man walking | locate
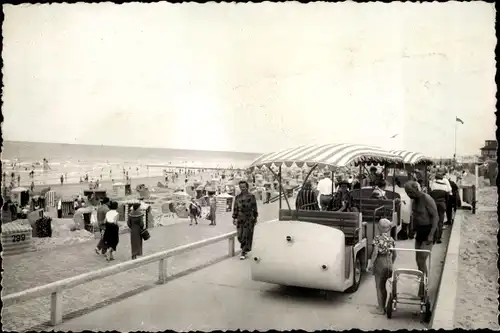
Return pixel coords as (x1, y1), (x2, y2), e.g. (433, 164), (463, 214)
(429, 173), (449, 244)
(446, 176), (460, 226)
(232, 180), (258, 260)
(404, 181), (438, 297)
(317, 171), (334, 211)
(95, 197), (110, 255)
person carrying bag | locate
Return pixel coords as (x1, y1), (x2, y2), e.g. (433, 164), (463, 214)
(127, 202), (149, 260)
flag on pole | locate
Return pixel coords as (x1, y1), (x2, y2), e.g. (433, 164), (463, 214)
(456, 117), (464, 124)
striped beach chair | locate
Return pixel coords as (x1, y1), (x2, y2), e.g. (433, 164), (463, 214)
(44, 190), (56, 208)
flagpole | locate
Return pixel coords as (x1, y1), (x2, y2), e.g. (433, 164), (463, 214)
(454, 117), (458, 165)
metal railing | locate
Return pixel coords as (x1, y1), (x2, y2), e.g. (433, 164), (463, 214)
(2, 231), (237, 326)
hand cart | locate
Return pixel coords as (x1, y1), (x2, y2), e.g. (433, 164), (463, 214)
(386, 248), (432, 323)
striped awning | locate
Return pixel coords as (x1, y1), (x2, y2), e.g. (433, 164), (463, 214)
(389, 150), (434, 165)
(249, 143), (404, 170)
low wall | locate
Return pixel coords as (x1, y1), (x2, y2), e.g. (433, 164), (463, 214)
(430, 209), (463, 329)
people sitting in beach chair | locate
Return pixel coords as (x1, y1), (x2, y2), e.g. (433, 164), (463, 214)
(295, 181), (320, 210)
(331, 180), (357, 212)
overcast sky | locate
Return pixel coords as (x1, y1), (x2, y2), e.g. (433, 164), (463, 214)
(2, 2), (496, 157)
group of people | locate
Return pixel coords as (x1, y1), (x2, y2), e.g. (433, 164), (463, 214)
(366, 174), (461, 316)
(94, 197), (147, 261)
(187, 193), (218, 226)
(290, 166), (462, 315)
(295, 168), (386, 212)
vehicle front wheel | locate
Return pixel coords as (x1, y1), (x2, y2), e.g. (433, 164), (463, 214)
(386, 293), (394, 318)
(346, 255), (362, 293)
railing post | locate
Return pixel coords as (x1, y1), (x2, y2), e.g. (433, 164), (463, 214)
(158, 258), (167, 284)
(50, 291), (63, 326)
(228, 236), (235, 257)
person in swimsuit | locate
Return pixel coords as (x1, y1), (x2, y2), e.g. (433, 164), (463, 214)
(367, 218), (397, 315)
(404, 181), (438, 296)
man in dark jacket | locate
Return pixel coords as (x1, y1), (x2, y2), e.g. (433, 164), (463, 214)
(95, 197), (110, 255)
(232, 181), (258, 260)
(445, 178), (460, 225)
(429, 174), (449, 244)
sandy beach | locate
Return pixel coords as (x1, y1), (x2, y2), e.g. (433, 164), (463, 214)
(454, 186), (498, 329)
(5, 169), (248, 252)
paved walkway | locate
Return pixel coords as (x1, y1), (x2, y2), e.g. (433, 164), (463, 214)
(54, 229), (450, 331)
(1, 202), (278, 331)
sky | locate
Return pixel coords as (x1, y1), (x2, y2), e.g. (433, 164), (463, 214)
(2, 2), (496, 157)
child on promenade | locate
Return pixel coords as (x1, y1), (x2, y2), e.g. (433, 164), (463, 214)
(367, 218), (397, 315)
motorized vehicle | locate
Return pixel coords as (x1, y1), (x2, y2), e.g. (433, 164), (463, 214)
(386, 247), (432, 322)
(248, 143), (404, 293)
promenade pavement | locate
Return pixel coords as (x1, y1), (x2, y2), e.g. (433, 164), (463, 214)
(55, 229), (450, 331)
(1, 202), (278, 331)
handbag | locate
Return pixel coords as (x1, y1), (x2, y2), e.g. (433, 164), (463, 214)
(140, 228), (151, 241)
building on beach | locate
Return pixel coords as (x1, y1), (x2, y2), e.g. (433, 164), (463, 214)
(479, 140), (497, 161)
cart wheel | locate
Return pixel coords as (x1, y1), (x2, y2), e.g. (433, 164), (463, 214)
(386, 293), (394, 318)
(346, 256), (362, 293)
(422, 299), (432, 323)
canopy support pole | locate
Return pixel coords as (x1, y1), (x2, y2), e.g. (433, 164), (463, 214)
(302, 164), (319, 185)
(392, 164), (396, 193)
(358, 164), (363, 211)
(424, 163), (429, 189)
(332, 171), (336, 195)
(277, 165), (291, 211)
(266, 167), (282, 211)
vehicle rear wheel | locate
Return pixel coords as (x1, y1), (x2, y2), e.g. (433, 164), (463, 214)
(346, 255), (362, 293)
(422, 299), (432, 323)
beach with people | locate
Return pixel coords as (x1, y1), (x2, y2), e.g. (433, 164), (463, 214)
(1, 141), (265, 252)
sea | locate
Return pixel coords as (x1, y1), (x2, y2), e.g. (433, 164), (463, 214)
(1, 141), (262, 186)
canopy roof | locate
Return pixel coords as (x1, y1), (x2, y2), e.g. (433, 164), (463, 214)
(249, 143), (403, 170)
(389, 150), (434, 165)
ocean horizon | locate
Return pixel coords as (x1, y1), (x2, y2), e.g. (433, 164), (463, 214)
(1, 141), (263, 186)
